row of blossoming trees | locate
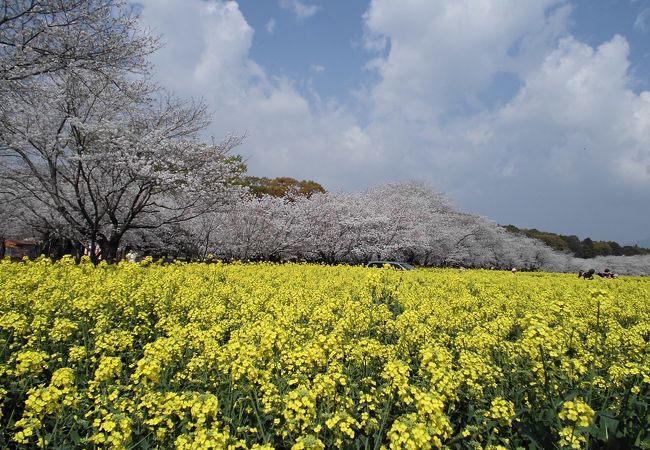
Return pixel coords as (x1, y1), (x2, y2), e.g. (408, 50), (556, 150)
(128, 181), (649, 274)
(168, 182), (557, 269)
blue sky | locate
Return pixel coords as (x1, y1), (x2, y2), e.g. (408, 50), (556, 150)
(137, 0), (650, 244)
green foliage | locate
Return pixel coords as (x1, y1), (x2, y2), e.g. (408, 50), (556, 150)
(505, 226), (650, 259)
(242, 176), (326, 199)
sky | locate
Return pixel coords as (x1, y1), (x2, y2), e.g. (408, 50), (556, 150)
(135, 0), (650, 244)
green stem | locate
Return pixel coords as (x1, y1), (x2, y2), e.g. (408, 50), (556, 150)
(373, 393), (393, 450)
(250, 388), (269, 443)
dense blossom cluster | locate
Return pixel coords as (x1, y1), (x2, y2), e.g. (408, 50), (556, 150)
(0, 257), (649, 449)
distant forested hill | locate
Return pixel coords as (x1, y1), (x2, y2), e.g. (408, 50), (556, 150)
(504, 225), (650, 258)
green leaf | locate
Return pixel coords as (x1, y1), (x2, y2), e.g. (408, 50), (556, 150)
(521, 433), (544, 449)
(70, 429), (81, 445)
(594, 414), (619, 441)
(635, 429), (650, 449)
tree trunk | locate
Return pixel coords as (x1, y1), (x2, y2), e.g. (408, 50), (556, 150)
(103, 239), (120, 263)
(99, 233), (123, 264)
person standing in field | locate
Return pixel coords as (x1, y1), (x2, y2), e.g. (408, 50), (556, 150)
(126, 248), (138, 263)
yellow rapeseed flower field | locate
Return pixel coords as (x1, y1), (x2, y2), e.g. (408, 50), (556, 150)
(1, 257), (649, 449)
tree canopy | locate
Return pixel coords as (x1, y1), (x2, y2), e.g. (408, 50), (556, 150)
(242, 176), (325, 199)
(0, 0), (156, 81)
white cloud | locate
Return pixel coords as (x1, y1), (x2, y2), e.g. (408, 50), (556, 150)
(489, 35), (650, 185)
(634, 8), (650, 32)
(266, 17), (276, 34)
(137, 0), (373, 188)
(341, 126), (378, 164)
(279, 0), (321, 21)
(362, 0), (571, 122)
(138, 0), (255, 96)
(309, 63), (325, 73)
(359, 0), (650, 238)
(136, 0), (650, 240)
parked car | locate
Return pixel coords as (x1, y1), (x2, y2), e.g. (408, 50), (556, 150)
(366, 260), (415, 270)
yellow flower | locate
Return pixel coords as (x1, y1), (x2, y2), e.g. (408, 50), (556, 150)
(486, 396), (516, 427)
(14, 350), (49, 377)
(292, 435), (325, 450)
(559, 399), (595, 428)
(94, 356), (123, 383)
(558, 426), (587, 449)
(51, 367), (75, 388)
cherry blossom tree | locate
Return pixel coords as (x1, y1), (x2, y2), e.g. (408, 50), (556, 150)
(1, 1), (245, 262)
(297, 191), (384, 264)
(1, 72), (244, 261)
(362, 182), (457, 264)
